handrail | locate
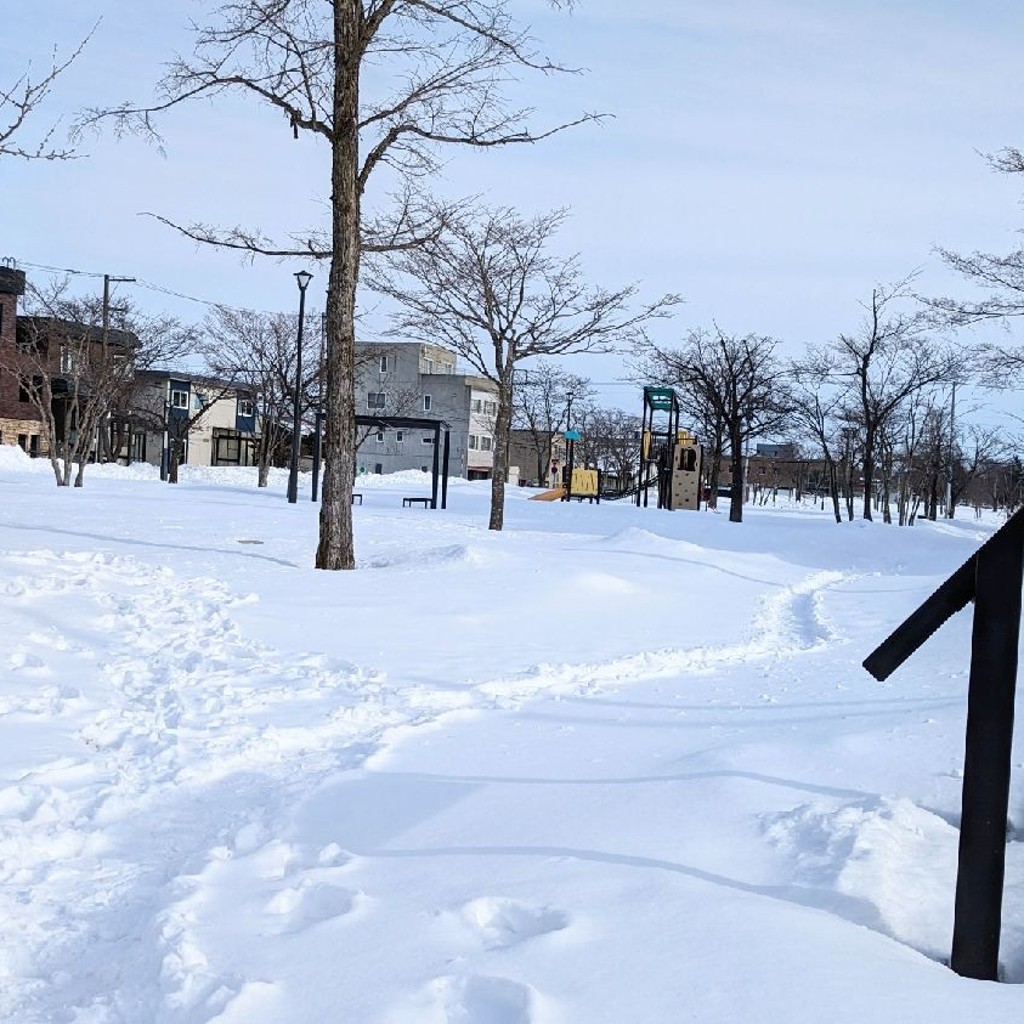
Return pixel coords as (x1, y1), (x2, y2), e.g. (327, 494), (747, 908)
(863, 507), (1024, 980)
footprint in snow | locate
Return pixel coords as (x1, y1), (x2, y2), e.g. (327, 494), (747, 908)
(457, 897), (569, 950)
(434, 974), (539, 1024)
(8, 649), (50, 675)
(264, 881), (361, 933)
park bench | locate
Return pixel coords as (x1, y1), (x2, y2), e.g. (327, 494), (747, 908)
(402, 496), (432, 508)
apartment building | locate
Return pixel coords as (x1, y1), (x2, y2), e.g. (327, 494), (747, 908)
(355, 341), (499, 479)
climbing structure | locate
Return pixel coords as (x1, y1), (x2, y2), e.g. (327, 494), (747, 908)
(637, 387), (680, 509)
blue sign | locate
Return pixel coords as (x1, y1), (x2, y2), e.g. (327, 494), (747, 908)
(564, 430), (581, 441)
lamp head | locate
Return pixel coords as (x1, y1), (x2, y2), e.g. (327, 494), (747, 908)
(294, 270), (313, 292)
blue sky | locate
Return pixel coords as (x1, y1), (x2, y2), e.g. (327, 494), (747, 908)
(4, 1), (1024, 420)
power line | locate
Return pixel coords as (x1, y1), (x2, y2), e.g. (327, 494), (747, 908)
(14, 259), (296, 317)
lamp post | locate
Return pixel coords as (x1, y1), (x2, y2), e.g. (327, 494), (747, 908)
(287, 270), (313, 504)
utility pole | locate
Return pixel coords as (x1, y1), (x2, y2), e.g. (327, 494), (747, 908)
(100, 273), (135, 462)
(102, 274), (136, 347)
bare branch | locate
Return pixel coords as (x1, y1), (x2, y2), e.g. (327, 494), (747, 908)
(2, 26), (96, 160)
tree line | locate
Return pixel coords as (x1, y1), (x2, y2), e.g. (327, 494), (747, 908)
(6, 5), (1024, 561)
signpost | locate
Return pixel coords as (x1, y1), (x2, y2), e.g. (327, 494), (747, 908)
(863, 507), (1024, 980)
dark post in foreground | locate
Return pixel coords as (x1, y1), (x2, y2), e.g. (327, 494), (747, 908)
(287, 270), (313, 504)
(863, 507), (1024, 981)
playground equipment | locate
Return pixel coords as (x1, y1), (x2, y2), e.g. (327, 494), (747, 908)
(636, 387), (703, 511)
(528, 430), (601, 503)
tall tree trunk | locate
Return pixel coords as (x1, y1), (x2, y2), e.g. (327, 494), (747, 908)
(728, 428), (744, 523)
(827, 458), (841, 523)
(316, 3), (360, 571)
(861, 431), (874, 521)
(488, 381), (511, 530)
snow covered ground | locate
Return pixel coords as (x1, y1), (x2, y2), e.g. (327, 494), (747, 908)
(2, 447), (1022, 1022)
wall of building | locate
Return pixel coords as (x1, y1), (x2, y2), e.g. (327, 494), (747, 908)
(0, 266), (40, 449)
(354, 341), (497, 480)
(133, 374), (256, 469)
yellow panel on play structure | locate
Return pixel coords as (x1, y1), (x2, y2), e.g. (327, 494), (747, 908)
(571, 468), (599, 497)
(677, 429), (695, 443)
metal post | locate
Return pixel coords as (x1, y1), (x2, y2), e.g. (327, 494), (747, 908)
(950, 514), (1024, 980)
(287, 271), (312, 504)
(430, 423), (440, 509)
(441, 429), (450, 509)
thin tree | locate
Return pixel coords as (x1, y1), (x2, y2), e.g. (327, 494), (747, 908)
(829, 279), (957, 521)
(514, 364), (593, 486)
(82, 0), (596, 568)
(579, 406), (642, 491)
(201, 306), (309, 486)
(368, 205), (680, 529)
(637, 329), (791, 523)
(789, 355), (846, 523)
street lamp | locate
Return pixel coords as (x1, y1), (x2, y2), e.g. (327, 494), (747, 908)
(287, 270), (313, 504)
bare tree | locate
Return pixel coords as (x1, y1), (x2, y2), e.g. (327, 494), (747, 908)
(82, 0), (596, 568)
(578, 406), (642, 491)
(789, 356), (847, 523)
(2, 30), (93, 161)
(514, 363), (593, 485)
(201, 307), (310, 486)
(932, 149), (1024, 329)
(368, 205), (680, 529)
(637, 329), (791, 523)
(828, 279), (957, 521)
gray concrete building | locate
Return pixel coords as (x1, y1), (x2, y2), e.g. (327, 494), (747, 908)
(354, 341), (499, 479)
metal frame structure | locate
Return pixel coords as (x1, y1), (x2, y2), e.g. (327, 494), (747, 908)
(637, 386), (680, 510)
(354, 415), (451, 509)
(863, 507), (1024, 980)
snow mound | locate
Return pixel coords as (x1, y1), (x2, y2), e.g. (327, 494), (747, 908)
(764, 796), (958, 961)
(365, 543), (492, 570)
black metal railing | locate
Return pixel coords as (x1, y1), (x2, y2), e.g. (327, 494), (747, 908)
(863, 506), (1024, 980)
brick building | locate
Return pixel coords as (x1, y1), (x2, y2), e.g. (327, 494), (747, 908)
(0, 263), (36, 450)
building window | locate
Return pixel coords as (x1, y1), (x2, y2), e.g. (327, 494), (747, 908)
(374, 463), (383, 474)
(444, 363), (454, 374)
(483, 400), (497, 415)
(18, 376), (42, 404)
(171, 389), (189, 409)
(379, 355), (390, 374)
(423, 395), (432, 412)
(468, 434), (479, 450)
(424, 358), (434, 373)
(367, 391), (386, 410)
(480, 436), (493, 451)
(471, 399), (482, 413)
(375, 431), (385, 444)
(422, 435), (434, 445)
(238, 397), (255, 418)
(396, 430), (404, 443)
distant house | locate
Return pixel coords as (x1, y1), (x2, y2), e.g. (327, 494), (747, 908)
(353, 340), (499, 479)
(508, 429), (567, 488)
(0, 263), (140, 459)
(132, 370), (259, 471)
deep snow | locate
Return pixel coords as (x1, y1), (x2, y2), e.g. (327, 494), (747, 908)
(1, 447), (1022, 1023)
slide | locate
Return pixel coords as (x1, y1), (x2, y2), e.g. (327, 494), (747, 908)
(528, 487), (566, 502)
